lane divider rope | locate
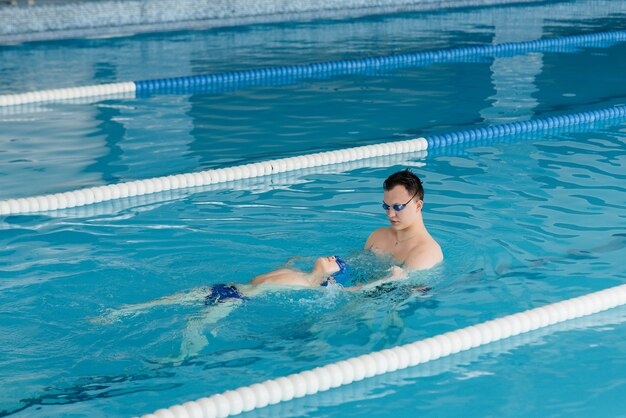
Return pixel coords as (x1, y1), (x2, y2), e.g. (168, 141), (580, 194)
(0, 81), (137, 107)
(1, 30), (625, 107)
(0, 138), (427, 215)
(139, 283), (626, 418)
(1, 104), (625, 216)
(23, 152), (428, 218)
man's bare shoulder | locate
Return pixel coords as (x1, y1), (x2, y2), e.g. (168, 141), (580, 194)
(365, 227), (393, 246)
(404, 239), (443, 270)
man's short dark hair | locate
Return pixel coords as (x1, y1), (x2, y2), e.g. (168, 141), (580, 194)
(383, 169), (424, 201)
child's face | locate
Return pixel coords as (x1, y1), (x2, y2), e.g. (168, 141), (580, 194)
(314, 256), (341, 275)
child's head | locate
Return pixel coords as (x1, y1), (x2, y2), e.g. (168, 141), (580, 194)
(313, 256), (341, 275)
(315, 256), (353, 286)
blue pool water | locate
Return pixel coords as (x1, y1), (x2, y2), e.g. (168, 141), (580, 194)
(1, 1), (626, 416)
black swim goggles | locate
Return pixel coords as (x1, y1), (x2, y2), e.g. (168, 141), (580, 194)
(382, 191), (418, 212)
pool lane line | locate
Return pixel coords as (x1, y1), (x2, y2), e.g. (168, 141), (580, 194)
(0, 138), (428, 215)
(1, 30), (625, 107)
(0, 81), (137, 108)
(139, 283), (626, 418)
(422, 105), (626, 148)
(0, 104), (625, 216)
(20, 151), (428, 219)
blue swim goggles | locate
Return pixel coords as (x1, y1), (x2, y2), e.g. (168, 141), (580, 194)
(382, 191), (418, 212)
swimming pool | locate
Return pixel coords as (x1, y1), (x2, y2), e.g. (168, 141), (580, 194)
(1, 0), (626, 416)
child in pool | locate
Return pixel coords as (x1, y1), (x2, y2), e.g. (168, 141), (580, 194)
(99, 255), (351, 322)
(97, 256), (352, 363)
(203, 255), (352, 304)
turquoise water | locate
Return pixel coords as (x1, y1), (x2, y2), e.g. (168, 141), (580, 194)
(1, 1), (626, 417)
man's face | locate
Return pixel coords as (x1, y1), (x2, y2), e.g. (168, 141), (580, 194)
(383, 185), (422, 229)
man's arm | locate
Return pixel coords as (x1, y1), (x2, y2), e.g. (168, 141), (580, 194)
(344, 265), (407, 292)
(403, 245), (443, 270)
(345, 249), (443, 292)
(364, 231), (375, 250)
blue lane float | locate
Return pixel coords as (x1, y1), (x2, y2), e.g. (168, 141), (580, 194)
(1, 30), (625, 107)
(423, 106), (626, 148)
(133, 30), (626, 95)
(1, 104), (625, 215)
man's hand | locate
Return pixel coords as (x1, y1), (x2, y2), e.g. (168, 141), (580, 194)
(389, 265), (406, 278)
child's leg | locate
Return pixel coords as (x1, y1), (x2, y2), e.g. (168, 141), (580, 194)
(93, 287), (210, 324)
(175, 299), (243, 363)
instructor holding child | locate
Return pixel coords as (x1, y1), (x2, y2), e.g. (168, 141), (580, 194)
(365, 169), (443, 273)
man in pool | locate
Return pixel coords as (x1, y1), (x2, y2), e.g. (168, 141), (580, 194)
(365, 169), (443, 273)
